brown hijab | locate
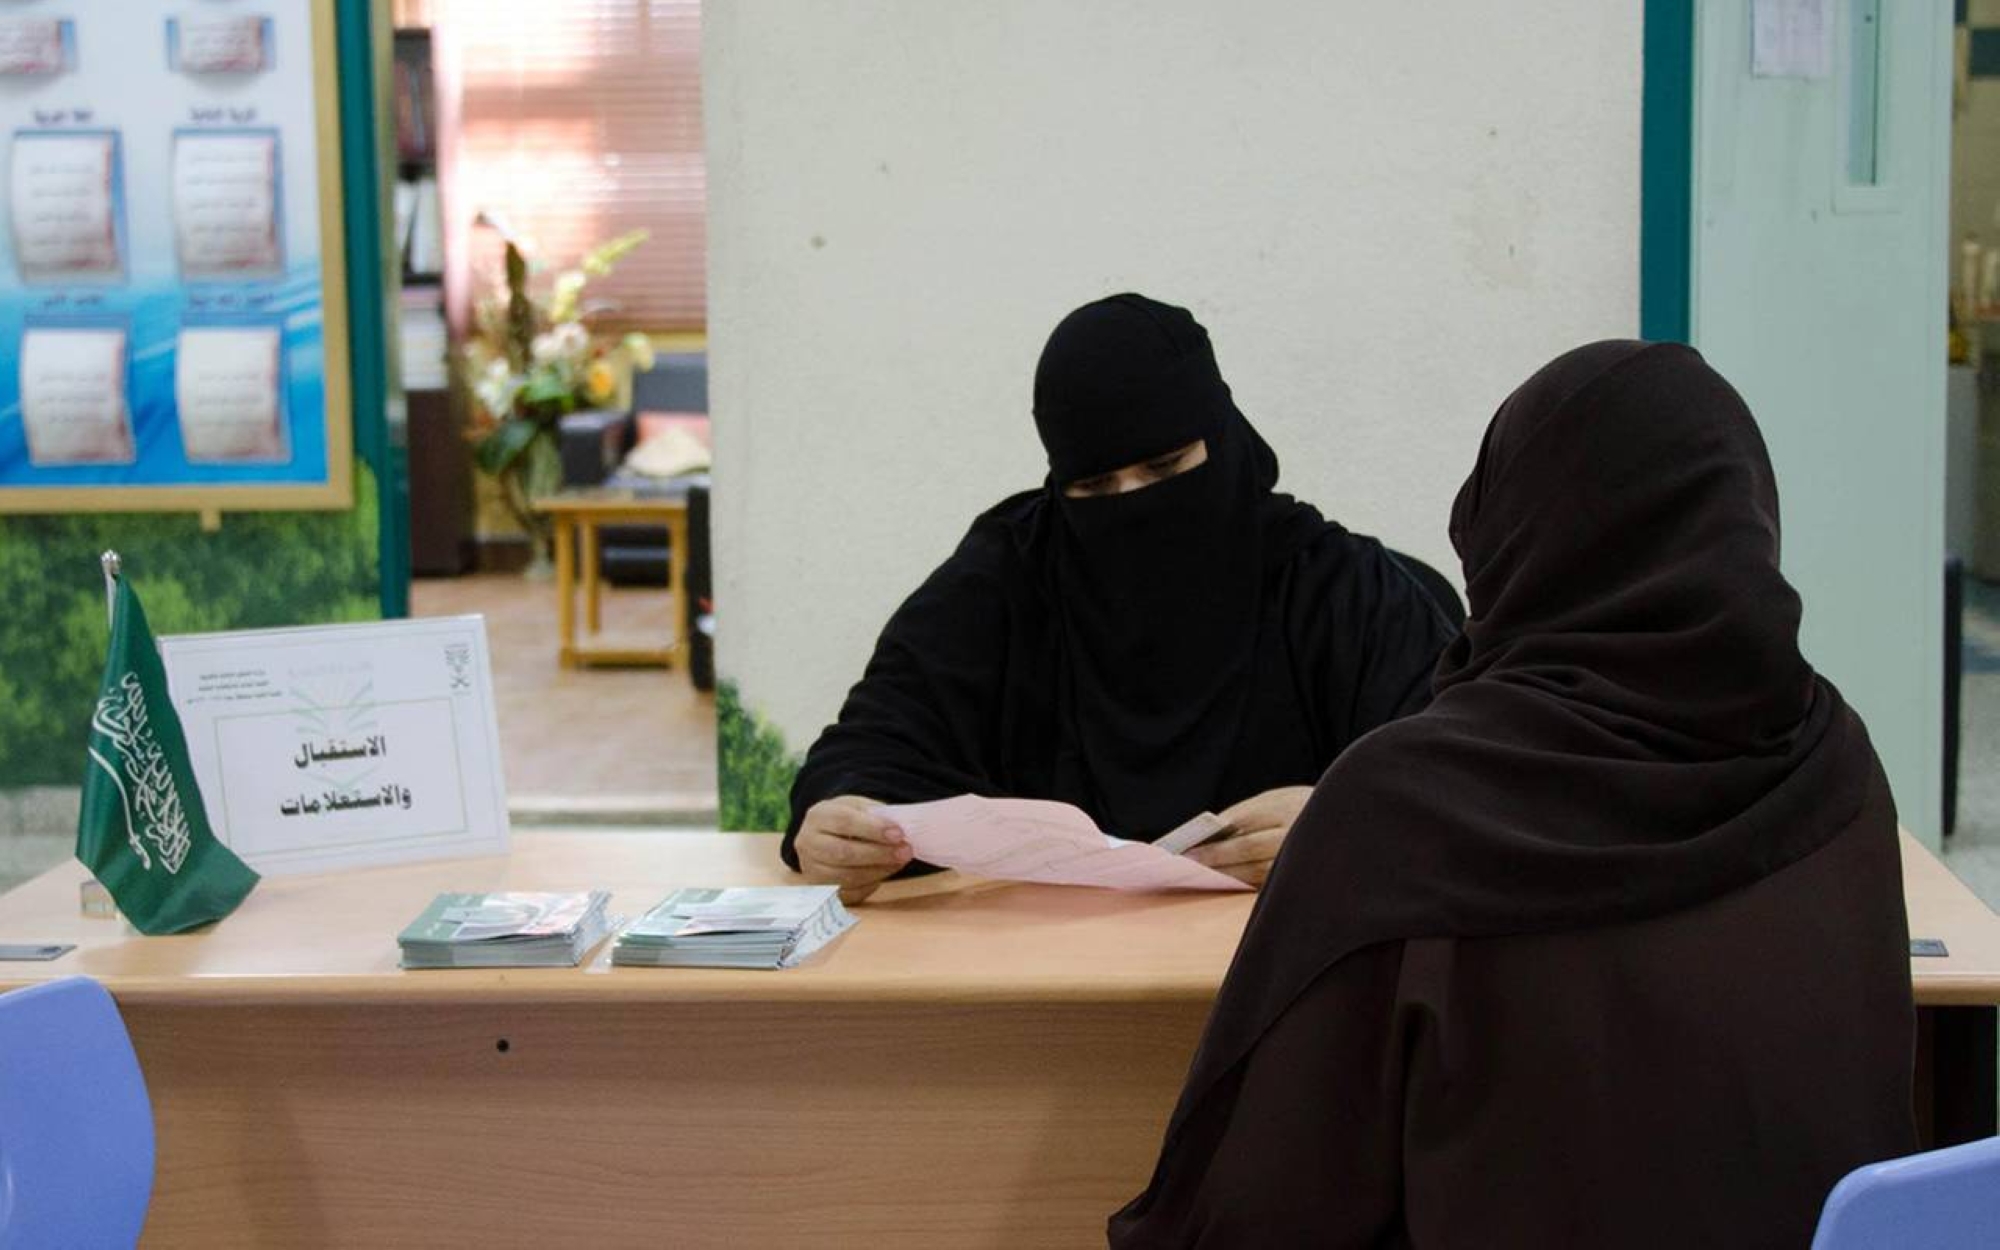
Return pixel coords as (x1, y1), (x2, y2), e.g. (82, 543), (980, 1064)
(1111, 340), (1884, 1238)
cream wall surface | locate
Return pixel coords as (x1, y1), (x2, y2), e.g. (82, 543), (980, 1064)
(706, 1), (1644, 754)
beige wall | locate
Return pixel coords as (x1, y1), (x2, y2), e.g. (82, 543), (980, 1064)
(706, 0), (1644, 750)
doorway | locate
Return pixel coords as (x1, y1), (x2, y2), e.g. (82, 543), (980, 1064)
(1945, 0), (2000, 904)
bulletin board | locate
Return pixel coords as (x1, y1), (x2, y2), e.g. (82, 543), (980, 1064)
(0, 0), (352, 514)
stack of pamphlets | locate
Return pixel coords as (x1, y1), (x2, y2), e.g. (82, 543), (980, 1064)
(398, 891), (613, 969)
(612, 886), (855, 970)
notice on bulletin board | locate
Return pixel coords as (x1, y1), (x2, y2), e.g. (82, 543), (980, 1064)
(0, 0), (350, 514)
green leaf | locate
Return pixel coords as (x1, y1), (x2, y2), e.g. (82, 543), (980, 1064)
(475, 420), (541, 476)
(522, 433), (564, 500)
(504, 241), (534, 371)
(518, 371), (575, 410)
(716, 680), (800, 832)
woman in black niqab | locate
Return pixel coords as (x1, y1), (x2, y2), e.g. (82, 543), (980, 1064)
(1033, 293), (1326, 836)
(1108, 340), (1916, 1247)
(783, 295), (1455, 893)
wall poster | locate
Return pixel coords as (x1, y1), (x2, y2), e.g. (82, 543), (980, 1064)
(0, 0), (351, 513)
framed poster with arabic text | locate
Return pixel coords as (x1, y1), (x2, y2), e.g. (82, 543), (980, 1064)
(0, 0), (351, 514)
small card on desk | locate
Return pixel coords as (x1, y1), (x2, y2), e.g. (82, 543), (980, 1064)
(1910, 938), (1949, 958)
(0, 943), (74, 961)
(1153, 812), (1233, 856)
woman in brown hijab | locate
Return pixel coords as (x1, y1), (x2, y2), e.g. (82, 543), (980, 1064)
(1109, 341), (1916, 1248)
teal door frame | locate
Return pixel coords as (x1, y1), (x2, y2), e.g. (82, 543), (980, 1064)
(1642, 0), (1695, 343)
(335, 0), (410, 619)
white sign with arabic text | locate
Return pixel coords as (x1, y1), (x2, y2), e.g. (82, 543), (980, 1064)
(157, 615), (510, 875)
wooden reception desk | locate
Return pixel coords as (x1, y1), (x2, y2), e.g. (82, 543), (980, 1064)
(0, 831), (1993, 1247)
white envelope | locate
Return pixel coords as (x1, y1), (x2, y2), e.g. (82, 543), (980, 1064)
(19, 327), (133, 466)
(176, 326), (285, 462)
(0, 19), (67, 77)
(10, 133), (121, 281)
(173, 131), (281, 278)
(173, 15), (270, 75)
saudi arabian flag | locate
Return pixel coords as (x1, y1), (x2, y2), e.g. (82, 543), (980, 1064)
(77, 575), (259, 935)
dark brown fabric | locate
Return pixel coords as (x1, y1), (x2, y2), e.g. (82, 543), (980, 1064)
(1116, 790), (1913, 1248)
(1112, 341), (1906, 1244)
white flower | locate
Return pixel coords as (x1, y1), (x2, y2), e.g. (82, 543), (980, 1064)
(475, 373), (519, 417)
(530, 322), (591, 368)
(621, 332), (657, 371)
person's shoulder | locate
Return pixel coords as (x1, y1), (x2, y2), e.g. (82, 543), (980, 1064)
(1275, 517), (1458, 626)
(968, 487), (1045, 537)
(955, 488), (1047, 573)
(1274, 510), (1382, 579)
(904, 489), (1046, 603)
(1278, 513), (1442, 594)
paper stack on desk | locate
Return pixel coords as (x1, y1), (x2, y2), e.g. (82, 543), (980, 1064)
(612, 886), (855, 970)
(874, 796), (1252, 892)
(398, 891), (613, 969)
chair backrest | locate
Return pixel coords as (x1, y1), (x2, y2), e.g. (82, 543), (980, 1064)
(1811, 1137), (2000, 1250)
(631, 352), (708, 415)
(1386, 549), (1467, 631)
(0, 977), (154, 1248)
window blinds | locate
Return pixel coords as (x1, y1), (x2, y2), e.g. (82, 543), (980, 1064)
(431, 1), (705, 333)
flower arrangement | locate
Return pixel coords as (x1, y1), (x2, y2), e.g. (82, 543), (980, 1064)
(461, 223), (655, 566)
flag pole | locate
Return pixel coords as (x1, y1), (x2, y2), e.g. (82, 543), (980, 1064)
(100, 549), (120, 629)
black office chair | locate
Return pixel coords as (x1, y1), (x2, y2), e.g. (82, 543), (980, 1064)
(557, 353), (711, 586)
(685, 481), (714, 692)
(1387, 549), (1466, 631)
(632, 353), (708, 413)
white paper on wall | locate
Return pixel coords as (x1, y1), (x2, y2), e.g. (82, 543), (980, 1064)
(0, 19), (69, 76)
(171, 15), (271, 75)
(172, 131), (281, 278)
(19, 327), (133, 465)
(176, 326), (285, 462)
(10, 132), (121, 281)
(1751, 0), (1831, 79)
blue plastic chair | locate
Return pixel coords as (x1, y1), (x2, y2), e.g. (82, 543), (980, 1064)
(0, 977), (154, 1248)
(1811, 1136), (2000, 1249)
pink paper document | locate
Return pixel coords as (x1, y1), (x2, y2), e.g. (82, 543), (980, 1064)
(875, 796), (1251, 893)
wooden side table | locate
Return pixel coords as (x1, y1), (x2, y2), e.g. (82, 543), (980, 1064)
(532, 488), (691, 668)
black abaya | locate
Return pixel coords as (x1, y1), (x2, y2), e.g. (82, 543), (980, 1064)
(783, 294), (1454, 859)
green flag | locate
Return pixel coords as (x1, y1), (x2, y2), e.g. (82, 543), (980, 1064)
(77, 576), (259, 935)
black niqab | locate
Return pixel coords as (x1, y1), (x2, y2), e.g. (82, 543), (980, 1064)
(1035, 295), (1312, 834)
